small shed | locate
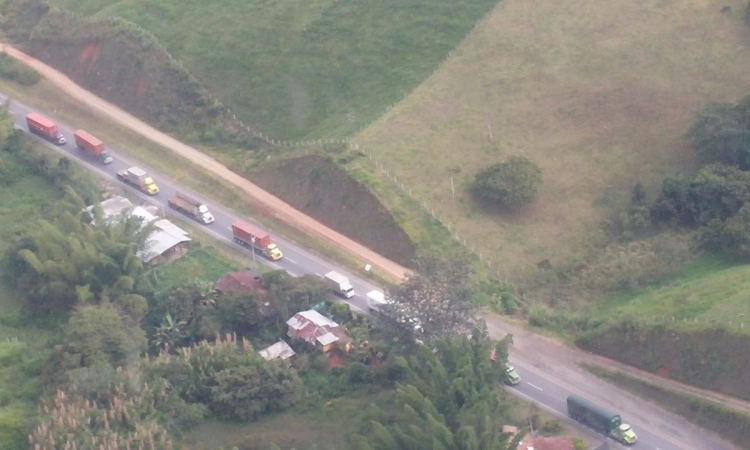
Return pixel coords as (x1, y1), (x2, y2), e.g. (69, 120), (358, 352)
(259, 341), (296, 363)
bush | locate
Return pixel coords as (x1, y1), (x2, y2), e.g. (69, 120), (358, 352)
(311, 353), (330, 371)
(471, 156), (542, 210)
(0, 53), (41, 86)
(330, 302), (352, 323)
(346, 361), (371, 384)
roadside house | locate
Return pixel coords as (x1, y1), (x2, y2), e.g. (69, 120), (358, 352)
(214, 269), (272, 317)
(286, 309), (352, 353)
(85, 196), (191, 266)
(214, 269), (263, 295)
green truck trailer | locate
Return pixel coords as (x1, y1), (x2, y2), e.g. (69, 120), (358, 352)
(566, 395), (637, 445)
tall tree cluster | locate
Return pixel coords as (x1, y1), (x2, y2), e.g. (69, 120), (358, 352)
(146, 333), (302, 421)
(351, 326), (523, 450)
(7, 188), (152, 315)
(628, 96), (750, 259)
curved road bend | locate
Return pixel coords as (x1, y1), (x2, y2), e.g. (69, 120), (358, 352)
(2, 96), (735, 450)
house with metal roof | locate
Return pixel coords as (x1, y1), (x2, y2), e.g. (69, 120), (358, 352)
(85, 196), (190, 265)
(286, 310), (351, 353)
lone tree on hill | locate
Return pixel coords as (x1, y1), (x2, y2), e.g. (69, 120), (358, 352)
(472, 156), (542, 210)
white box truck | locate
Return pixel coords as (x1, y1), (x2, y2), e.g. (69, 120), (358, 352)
(367, 290), (388, 313)
(324, 271), (355, 298)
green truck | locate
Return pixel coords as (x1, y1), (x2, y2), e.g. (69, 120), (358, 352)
(566, 395), (637, 445)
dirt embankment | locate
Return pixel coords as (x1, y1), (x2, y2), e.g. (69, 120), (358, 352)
(249, 155), (416, 268)
(577, 320), (750, 401)
(0, 0), (229, 140)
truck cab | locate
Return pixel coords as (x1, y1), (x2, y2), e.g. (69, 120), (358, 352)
(613, 424), (637, 445)
(197, 204), (215, 224)
(266, 243), (283, 260)
(504, 365), (521, 385)
(100, 151), (113, 164)
(144, 176), (159, 195)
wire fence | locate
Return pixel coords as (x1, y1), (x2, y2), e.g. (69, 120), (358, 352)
(653, 315), (750, 331)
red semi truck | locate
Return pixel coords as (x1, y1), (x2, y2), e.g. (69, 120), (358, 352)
(74, 129), (112, 164)
(25, 112), (66, 145)
(231, 221), (283, 260)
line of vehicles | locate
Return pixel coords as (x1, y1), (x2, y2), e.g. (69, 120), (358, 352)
(26, 108), (639, 447)
(24, 110), (285, 262)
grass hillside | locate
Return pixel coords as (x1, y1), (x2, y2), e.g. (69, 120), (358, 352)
(346, 0), (750, 283)
(50, 0), (501, 140)
(590, 254), (750, 326)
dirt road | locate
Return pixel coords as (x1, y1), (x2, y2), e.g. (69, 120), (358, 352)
(0, 44), (413, 282)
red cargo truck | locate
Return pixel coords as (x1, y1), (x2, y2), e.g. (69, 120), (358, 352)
(74, 129), (112, 164)
(25, 112), (66, 145)
(231, 220), (283, 260)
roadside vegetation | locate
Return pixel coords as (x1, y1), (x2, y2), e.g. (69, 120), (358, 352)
(584, 364), (750, 449)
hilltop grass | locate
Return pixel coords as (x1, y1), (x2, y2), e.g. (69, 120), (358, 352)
(348, 0), (750, 285)
(48, 0), (501, 140)
(588, 253), (750, 327)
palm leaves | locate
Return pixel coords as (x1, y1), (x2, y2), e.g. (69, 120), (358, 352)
(10, 198), (151, 314)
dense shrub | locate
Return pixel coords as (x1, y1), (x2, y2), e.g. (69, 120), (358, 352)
(0, 53), (40, 85)
(472, 156), (542, 210)
(146, 334), (301, 421)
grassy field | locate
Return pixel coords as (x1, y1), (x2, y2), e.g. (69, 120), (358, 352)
(589, 254), (750, 327)
(49, 0), (501, 140)
(152, 247), (238, 296)
(347, 0), (750, 284)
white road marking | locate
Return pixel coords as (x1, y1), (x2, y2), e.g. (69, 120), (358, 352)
(315, 273), (322, 277)
(527, 382), (544, 391)
(353, 293), (361, 297)
(285, 257), (298, 264)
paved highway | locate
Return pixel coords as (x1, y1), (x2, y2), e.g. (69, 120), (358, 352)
(3, 96), (733, 450)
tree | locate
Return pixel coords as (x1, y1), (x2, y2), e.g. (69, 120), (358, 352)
(146, 333), (301, 420)
(651, 165), (750, 227)
(7, 193), (152, 314)
(689, 101), (750, 170)
(210, 361), (301, 420)
(52, 304), (147, 374)
(702, 204), (750, 258)
(471, 156), (542, 210)
(386, 252), (477, 341)
(352, 328), (524, 450)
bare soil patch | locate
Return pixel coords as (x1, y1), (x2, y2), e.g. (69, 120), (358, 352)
(249, 155), (416, 268)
